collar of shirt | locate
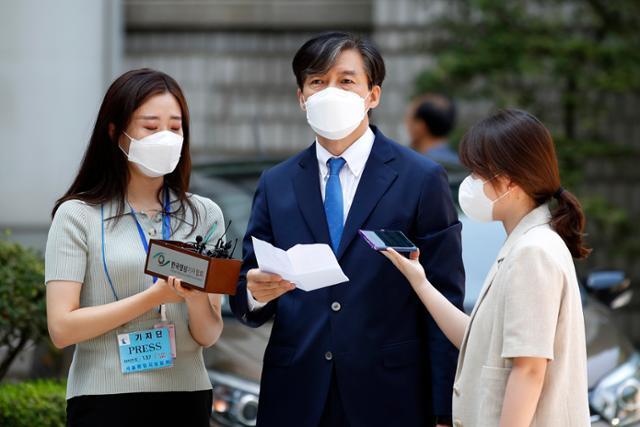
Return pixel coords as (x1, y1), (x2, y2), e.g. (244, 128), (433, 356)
(497, 203), (552, 262)
(122, 188), (180, 216)
(316, 126), (375, 180)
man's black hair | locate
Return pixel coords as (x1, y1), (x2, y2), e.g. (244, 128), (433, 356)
(292, 31), (386, 90)
(414, 94), (456, 137)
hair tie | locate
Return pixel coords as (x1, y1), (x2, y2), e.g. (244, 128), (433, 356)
(553, 187), (565, 199)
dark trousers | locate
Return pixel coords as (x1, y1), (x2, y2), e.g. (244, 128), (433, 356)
(318, 367), (350, 427)
(66, 389), (212, 427)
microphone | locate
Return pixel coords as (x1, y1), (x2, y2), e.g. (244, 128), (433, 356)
(185, 220), (237, 260)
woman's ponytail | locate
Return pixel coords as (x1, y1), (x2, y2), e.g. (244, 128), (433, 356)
(550, 188), (592, 259)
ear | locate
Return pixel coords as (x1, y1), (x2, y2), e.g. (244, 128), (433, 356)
(506, 177), (518, 190)
(111, 123), (130, 154)
(497, 175), (518, 196)
(416, 120), (429, 138)
(511, 181), (527, 200)
(487, 175), (507, 195)
(367, 85), (382, 110)
(297, 88), (306, 112)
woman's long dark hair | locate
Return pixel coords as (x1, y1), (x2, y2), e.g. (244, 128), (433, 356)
(459, 109), (591, 259)
(52, 68), (199, 234)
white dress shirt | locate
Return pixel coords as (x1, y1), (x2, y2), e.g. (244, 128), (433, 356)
(247, 127), (376, 310)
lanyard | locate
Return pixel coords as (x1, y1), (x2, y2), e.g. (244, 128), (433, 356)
(127, 188), (171, 282)
(101, 189), (171, 302)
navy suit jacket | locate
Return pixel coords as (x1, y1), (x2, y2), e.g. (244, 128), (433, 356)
(230, 126), (465, 427)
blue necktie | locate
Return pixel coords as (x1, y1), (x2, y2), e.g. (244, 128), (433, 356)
(324, 157), (347, 253)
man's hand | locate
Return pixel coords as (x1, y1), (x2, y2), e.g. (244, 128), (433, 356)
(247, 269), (295, 303)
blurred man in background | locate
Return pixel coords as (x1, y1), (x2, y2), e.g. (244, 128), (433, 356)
(406, 94), (460, 166)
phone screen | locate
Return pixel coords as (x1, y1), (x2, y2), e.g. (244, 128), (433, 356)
(359, 230), (417, 252)
(375, 230), (415, 248)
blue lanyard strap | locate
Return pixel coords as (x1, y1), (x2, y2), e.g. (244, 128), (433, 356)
(101, 203), (119, 301)
(128, 188), (172, 284)
(101, 188), (172, 301)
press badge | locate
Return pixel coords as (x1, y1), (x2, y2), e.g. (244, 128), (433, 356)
(117, 324), (174, 374)
(154, 321), (177, 358)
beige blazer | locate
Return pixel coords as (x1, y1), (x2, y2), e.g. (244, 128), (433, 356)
(451, 204), (590, 427)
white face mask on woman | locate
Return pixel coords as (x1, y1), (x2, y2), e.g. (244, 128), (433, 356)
(304, 87), (370, 141)
(120, 130), (183, 178)
(458, 174), (512, 223)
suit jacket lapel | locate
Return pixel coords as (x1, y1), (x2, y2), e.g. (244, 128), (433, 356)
(292, 144), (332, 246)
(468, 260), (501, 320)
(337, 133), (398, 260)
(466, 206), (553, 322)
(456, 206), (553, 378)
(455, 259), (501, 379)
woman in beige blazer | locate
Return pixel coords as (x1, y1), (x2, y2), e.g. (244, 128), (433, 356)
(384, 109), (591, 426)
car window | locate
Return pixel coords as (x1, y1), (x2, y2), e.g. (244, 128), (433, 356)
(189, 173), (255, 250)
(190, 172), (258, 317)
(459, 214), (506, 313)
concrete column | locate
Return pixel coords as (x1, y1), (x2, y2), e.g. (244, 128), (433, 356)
(0, 0), (122, 249)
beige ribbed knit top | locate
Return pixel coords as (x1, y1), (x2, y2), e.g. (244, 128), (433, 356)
(45, 192), (224, 399)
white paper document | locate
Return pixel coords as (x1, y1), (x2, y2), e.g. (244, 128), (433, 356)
(251, 236), (349, 292)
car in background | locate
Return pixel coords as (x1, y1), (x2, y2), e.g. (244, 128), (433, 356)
(191, 159), (639, 427)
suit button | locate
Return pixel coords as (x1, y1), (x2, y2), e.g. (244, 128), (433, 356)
(331, 301), (341, 312)
(325, 351), (333, 361)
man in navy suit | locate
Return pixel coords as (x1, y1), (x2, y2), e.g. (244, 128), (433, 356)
(230, 32), (464, 427)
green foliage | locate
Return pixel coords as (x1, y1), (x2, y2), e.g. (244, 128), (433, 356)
(581, 196), (640, 258)
(0, 233), (48, 381)
(416, 0), (640, 141)
(415, 0), (640, 254)
(0, 380), (66, 427)
(417, 0), (640, 103)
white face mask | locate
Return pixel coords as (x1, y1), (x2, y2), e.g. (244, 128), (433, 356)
(120, 130), (183, 178)
(458, 175), (512, 223)
(304, 87), (370, 140)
